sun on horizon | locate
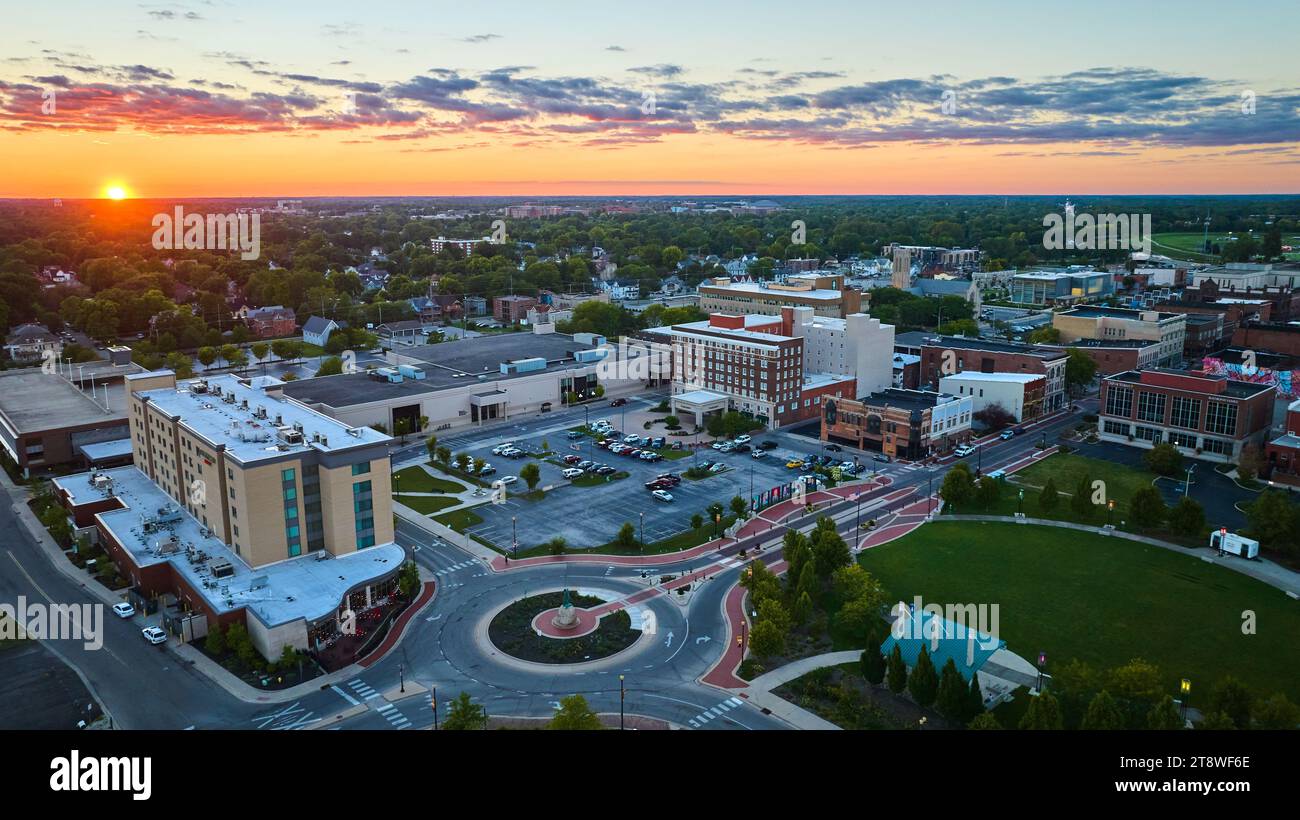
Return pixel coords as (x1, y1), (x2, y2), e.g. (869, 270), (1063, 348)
(105, 185), (128, 200)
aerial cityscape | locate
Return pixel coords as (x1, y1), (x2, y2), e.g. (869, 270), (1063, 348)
(0, 0), (1295, 799)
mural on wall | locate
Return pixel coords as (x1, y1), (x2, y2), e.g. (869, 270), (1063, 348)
(1201, 357), (1298, 398)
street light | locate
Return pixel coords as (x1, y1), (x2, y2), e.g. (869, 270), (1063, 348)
(432, 686), (438, 730)
(619, 674), (625, 730)
(399, 663), (405, 694)
(854, 492), (862, 531)
(714, 512), (721, 539)
(1107, 498), (1115, 526)
(639, 512), (645, 554)
(927, 468), (935, 517)
(1018, 487), (1024, 516)
(1180, 678), (1191, 722)
(1184, 464), (1196, 498)
(512, 515), (517, 560)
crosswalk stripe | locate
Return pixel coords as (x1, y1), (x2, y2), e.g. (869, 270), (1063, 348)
(727, 697), (744, 707)
(331, 685), (361, 706)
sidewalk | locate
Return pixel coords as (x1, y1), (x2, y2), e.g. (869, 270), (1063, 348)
(741, 650), (864, 730)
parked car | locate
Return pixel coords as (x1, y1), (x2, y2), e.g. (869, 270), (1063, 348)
(478, 464), (496, 476)
(872, 453), (891, 463)
(112, 602), (135, 619)
(141, 626), (167, 645)
(825, 443), (842, 452)
(645, 479), (672, 490)
(563, 454), (582, 464)
(786, 459), (804, 469)
(566, 431), (584, 440)
(734, 444), (751, 453)
(670, 441), (684, 450)
(655, 474), (681, 486)
(577, 460), (593, 470)
(708, 463), (726, 473)
(751, 450), (766, 459)
(624, 434), (641, 444)
(498, 475), (518, 485)
(711, 441), (725, 450)
(650, 437), (666, 449)
(562, 468), (584, 479)
(610, 398), (628, 407)
(734, 434), (751, 444)
(651, 489), (674, 502)
(596, 466), (617, 475)
(759, 440), (778, 450)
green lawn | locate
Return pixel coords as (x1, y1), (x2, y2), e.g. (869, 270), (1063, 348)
(966, 452), (1167, 530)
(391, 466), (467, 495)
(858, 521), (1300, 703)
(506, 514), (739, 559)
(1149, 232), (1222, 261)
(434, 508), (484, 531)
(394, 494), (460, 516)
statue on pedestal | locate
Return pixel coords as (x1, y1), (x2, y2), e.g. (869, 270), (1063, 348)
(552, 587), (578, 629)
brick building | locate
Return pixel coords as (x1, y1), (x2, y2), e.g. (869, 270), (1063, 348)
(915, 335), (1068, 413)
(1097, 368), (1273, 463)
(493, 295), (538, 324)
(820, 388), (972, 460)
(1264, 399), (1300, 486)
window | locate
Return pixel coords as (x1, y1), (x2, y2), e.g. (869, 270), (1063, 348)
(1103, 420), (1131, 437)
(1168, 431), (1197, 449)
(1105, 385), (1133, 417)
(1205, 401), (1237, 436)
(1136, 391), (1166, 423)
(1201, 437), (1233, 455)
(1170, 396), (1201, 430)
(281, 468), (296, 482)
(1134, 425), (1162, 443)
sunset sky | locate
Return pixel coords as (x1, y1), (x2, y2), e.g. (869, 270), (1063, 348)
(2, 0), (1298, 197)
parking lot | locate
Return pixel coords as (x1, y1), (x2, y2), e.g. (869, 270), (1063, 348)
(462, 424), (866, 550)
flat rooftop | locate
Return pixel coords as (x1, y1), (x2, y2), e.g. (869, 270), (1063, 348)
(700, 280), (843, 301)
(53, 466), (402, 628)
(861, 388), (960, 412)
(281, 331), (607, 408)
(137, 373), (390, 463)
(0, 368), (130, 433)
(1059, 306), (1179, 321)
(906, 334), (1068, 360)
(939, 371), (1045, 383)
(1105, 368), (1274, 399)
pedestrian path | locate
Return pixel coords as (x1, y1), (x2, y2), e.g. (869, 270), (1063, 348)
(432, 559), (480, 577)
(685, 696), (746, 728)
(346, 678), (382, 702)
(374, 701), (412, 730)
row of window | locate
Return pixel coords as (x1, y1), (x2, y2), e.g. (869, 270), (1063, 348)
(1105, 386), (1238, 436)
(1102, 420), (1234, 454)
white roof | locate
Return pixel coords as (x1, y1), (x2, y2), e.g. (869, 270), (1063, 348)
(672, 389), (730, 406)
(702, 281), (843, 300)
(939, 372), (1045, 384)
(53, 466), (402, 628)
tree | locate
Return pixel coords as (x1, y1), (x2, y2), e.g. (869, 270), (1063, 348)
(1071, 473), (1096, 519)
(860, 638), (886, 686)
(1251, 693), (1300, 729)
(907, 646), (939, 707)
(397, 560), (420, 598)
(1197, 711), (1236, 730)
(936, 658), (968, 722)
(756, 597), (791, 636)
(1081, 690), (1125, 730)
(1038, 477), (1060, 513)
(443, 692), (488, 730)
(547, 537), (567, 556)
(1244, 490), (1299, 557)
(886, 644), (907, 694)
(1128, 486), (1166, 529)
(792, 590), (812, 625)
(519, 462), (541, 492)
(968, 713), (1002, 730)
(1019, 692), (1064, 729)
(1028, 325), (1061, 344)
(1207, 676), (1254, 729)
(810, 518), (851, 577)
(975, 475), (1001, 510)
(836, 596), (882, 644)
(250, 342), (269, 363)
(196, 346), (217, 369)
(940, 464), (974, 509)
(425, 434), (438, 461)
(435, 446), (451, 466)
(315, 356), (344, 376)
(1064, 347), (1098, 393)
(548, 694), (604, 730)
(204, 624), (226, 655)
(1143, 442), (1183, 477)
(1108, 658), (1163, 705)
(690, 513), (703, 530)
(617, 522), (637, 548)
(730, 495), (747, 519)
(1236, 445), (1264, 482)
(749, 619), (786, 660)
(1167, 496), (1205, 537)
(973, 403), (1015, 431)
(966, 672), (986, 723)
(1146, 695), (1185, 730)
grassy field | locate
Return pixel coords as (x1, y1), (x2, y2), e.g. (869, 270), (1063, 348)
(858, 521), (1300, 703)
(1149, 232), (1222, 261)
(962, 452), (1162, 528)
(391, 466), (467, 495)
(434, 508), (484, 531)
(394, 494), (460, 516)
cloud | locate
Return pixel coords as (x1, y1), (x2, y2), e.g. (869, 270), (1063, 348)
(460, 33), (501, 43)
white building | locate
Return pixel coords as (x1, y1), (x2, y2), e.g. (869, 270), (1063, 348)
(939, 372), (1047, 423)
(781, 306), (894, 398)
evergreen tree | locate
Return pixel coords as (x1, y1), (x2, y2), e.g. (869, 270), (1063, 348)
(1146, 695), (1185, 730)
(886, 644), (907, 694)
(965, 672), (986, 722)
(936, 658), (967, 722)
(1207, 676), (1254, 729)
(907, 646), (939, 707)
(968, 712), (1001, 730)
(1081, 689), (1125, 730)
(860, 629), (886, 686)
(1197, 711), (1236, 730)
(548, 694), (604, 730)
(792, 590), (813, 626)
(1019, 692), (1065, 729)
(1038, 477), (1059, 513)
(1071, 473), (1096, 519)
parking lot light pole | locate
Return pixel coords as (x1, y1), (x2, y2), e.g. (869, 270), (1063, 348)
(619, 675), (625, 730)
(1184, 464), (1196, 498)
(928, 469), (934, 516)
(855, 492), (862, 531)
(639, 512), (645, 554)
(512, 515), (517, 559)
(1180, 678), (1191, 722)
(749, 463), (755, 514)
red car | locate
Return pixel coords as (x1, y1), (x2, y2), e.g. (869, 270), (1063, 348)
(563, 454), (582, 464)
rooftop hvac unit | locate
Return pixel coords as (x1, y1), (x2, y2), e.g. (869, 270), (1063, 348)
(192, 380), (209, 394)
(345, 428), (361, 437)
(223, 392), (236, 404)
(293, 421), (304, 432)
(275, 414), (283, 425)
(211, 385), (222, 397)
(240, 399), (249, 409)
(254, 405), (267, 419)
